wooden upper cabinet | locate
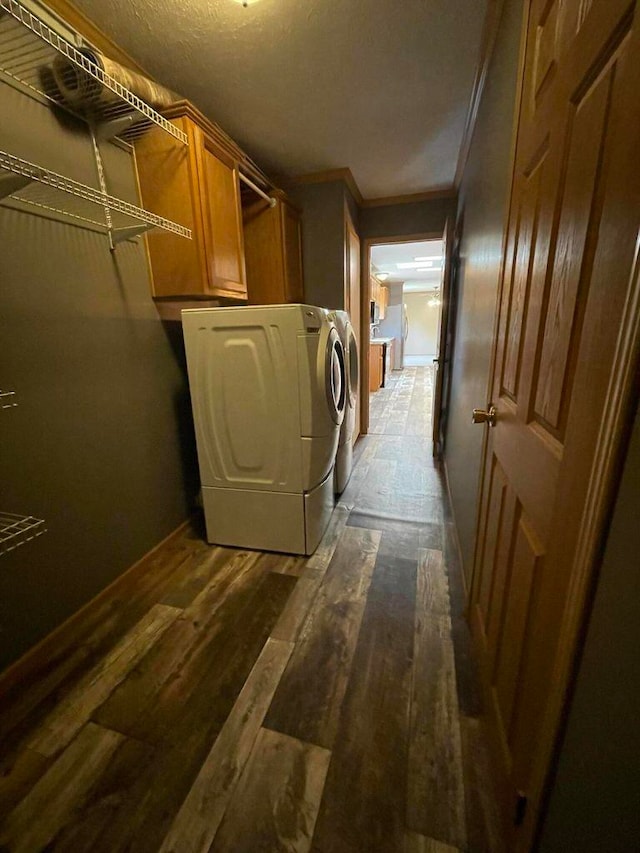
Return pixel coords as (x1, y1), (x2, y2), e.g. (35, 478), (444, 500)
(379, 285), (389, 319)
(370, 276), (380, 304)
(242, 193), (304, 305)
(135, 107), (247, 300)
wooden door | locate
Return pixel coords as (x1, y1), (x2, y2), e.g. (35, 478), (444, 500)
(198, 133), (247, 298)
(345, 211), (361, 442)
(470, 1), (640, 849)
(432, 218), (454, 456)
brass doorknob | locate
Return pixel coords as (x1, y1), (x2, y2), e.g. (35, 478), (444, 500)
(472, 405), (497, 427)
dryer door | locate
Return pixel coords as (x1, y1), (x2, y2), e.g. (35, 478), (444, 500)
(326, 328), (346, 425)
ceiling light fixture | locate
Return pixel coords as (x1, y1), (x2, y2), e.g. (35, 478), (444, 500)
(376, 272), (390, 281)
(414, 255), (442, 262)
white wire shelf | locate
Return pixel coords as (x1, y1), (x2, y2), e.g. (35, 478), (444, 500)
(0, 0), (186, 144)
(0, 149), (192, 241)
(0, 512), (46, 555)
(1, 390), (17, 409)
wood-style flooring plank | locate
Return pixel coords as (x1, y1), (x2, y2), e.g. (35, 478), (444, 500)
(264, 526), (380, 750)
(0, 539), (195, 754)
(459, 715), (506, 853)
(407, 550), (466, 850)
(257, 552), (308, 578)
(338, 439), (379, 509)
(78, 571), (296, 853)
(92, 549), (265, 742)
(311, 532), (417, 853)
(158, 544), (230, 608)
(0, 722), (124, 853)
(270, 575), (323, 643)
(159, 638), (294, 853)
(210, 728), (331, 853)
(38, 733), (157, 853)
(304, 503), (350, 577)
(0, 746), (50, 816)
(27, 603), (181, 758)
(348, 510), (443, 560)
(405, 830), (461, 852)
(415, 548), (450, 616)
(95, 557), (296, 744)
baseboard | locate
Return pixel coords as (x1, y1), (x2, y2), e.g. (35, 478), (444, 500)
(442, 456), (469, 601)
(403, 355), (436, 366)
(0, 517), (192, 700)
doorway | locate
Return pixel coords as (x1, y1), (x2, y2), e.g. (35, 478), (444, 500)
(364, 237), (445, 438)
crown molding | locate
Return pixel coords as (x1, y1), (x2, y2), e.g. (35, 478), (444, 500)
(291, 167), (364, 206)
(291, 170), (458, 209)
(361, 186), (457, 208)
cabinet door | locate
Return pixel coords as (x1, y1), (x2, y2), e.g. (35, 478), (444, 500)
(199, 136), (247, 298)
(243, 197), (283, 304)
(281, 201), (304, 303)
(368, 345), (383, 392)
(379, 286), (388, 320)
(135, 118), (209, 297)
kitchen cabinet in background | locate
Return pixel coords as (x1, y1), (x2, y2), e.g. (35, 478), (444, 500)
(242, 192), (304, 304)
(379, 285), (389, 319)
(369, 342), (384, 392)
(369, 277), (389, 320)
(135, 103), (247, 299)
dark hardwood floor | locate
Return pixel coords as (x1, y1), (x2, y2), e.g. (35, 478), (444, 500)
(0, 366), (502, 853)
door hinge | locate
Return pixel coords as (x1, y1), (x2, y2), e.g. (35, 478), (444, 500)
(514, 791), (528, 826)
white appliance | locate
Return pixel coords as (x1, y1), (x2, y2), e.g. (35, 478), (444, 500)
(182, 304), (346, 555)
(331, 310), (359, 495)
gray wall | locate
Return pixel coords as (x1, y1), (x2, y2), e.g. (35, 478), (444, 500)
(0, 83), (197, 671)
(538, 400), (640, 851)
(359, 196), (454, 241)
(443, 0), (524, 584)
(286, 180), (346, 310)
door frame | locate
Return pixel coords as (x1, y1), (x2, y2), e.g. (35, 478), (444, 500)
(432, 217), (455, 457)
(360, 231), (444, 436)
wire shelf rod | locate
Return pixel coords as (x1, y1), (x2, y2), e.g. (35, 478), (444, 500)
(0, 148), (192, 238)
(0, 512), (46, 556)
(239, 171), (277, 208)
(0, 0), (186, 144)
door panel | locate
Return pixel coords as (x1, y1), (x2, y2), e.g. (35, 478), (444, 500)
(200, 138), (247, 296)
(470, 1), (640, 848)
(533, 61), (614, 434)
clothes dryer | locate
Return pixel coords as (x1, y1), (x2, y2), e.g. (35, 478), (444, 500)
(182, 304), (345, 555)
(331, 310), (359, 495)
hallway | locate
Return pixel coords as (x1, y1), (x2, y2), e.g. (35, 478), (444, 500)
(0, 368), (500, 853)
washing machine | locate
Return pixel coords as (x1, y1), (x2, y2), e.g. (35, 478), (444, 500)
(332, 310), (359, 495)
(182, 304), (346, 555)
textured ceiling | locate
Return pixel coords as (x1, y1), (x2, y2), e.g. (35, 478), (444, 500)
(72, 0), (487, 198)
